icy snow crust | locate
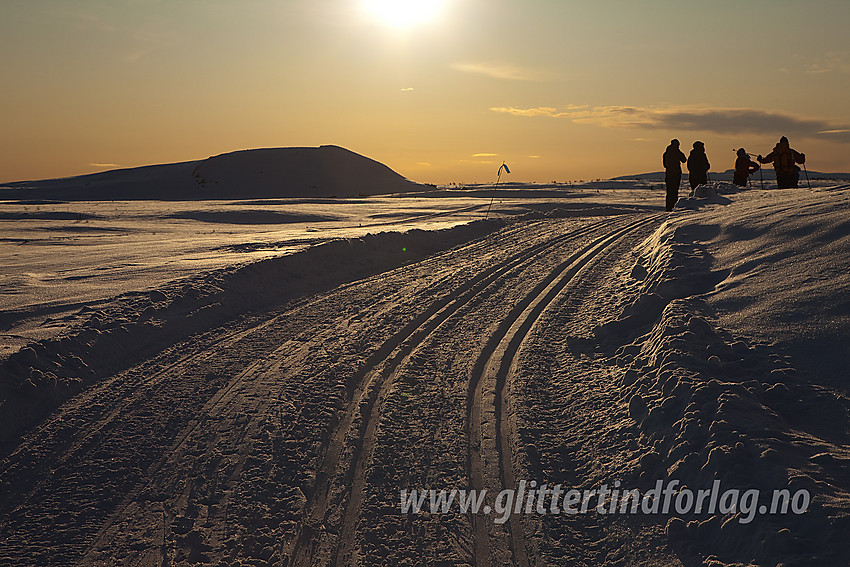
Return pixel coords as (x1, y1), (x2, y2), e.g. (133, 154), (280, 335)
(0, 178), (849, 565)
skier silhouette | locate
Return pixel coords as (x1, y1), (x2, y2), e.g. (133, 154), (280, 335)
(733, 148), (760, 187)
(662, 139), (686, 211)
(687, 141), (710, 190)
(758, 136), (806, 189)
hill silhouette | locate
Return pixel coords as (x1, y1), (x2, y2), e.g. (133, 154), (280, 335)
(0, 145), (429, 200)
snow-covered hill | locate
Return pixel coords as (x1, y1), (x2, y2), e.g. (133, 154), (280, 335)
(0, 145), (429, 200)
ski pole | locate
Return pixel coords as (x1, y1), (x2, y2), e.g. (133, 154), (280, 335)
(803, 163), (811, 190)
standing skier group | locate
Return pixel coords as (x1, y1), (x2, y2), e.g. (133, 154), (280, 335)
(662, 136), (807, 212)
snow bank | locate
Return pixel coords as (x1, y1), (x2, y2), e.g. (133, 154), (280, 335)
(596, 194), (850, 565)
(594, 221), (727, 341)
(706, 189), (850, 385)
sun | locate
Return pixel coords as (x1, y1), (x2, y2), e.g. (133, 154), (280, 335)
(362, 0), (446, 29)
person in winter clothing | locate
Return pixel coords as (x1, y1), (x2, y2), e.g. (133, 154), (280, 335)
(758, 136), (805, 189)
(663, 139), (687, 211)
(733, 148), (760, 187)
(687, 141), (710, 190)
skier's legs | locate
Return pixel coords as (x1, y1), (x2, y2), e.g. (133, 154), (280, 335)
(777, 171), (797, 189)
(665, 172), (680, 211)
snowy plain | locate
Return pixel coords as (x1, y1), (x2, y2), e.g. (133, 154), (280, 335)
(0, 183), (647, 357)
(0, 161), (849, 565)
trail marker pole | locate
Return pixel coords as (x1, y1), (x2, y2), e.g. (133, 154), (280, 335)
(485, 162), (510, 220)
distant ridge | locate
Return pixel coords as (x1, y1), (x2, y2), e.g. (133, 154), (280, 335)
(0, 145), (430, 200)
(613, 169), (850, 182)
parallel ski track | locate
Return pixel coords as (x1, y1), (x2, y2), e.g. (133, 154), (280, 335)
(0, 305), (309, 564)
(78, 342), (292, 563)
(0, 212), (657, 565)
(45, 215), (547, 562)
(290, 213), (647, 567)
(75, 218), (541, 562)
(353, 203), (486, 229)
(0, 312), (281, 508)
(467, 213), (663, 567)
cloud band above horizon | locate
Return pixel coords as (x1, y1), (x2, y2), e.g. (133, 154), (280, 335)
(491, 105), (850, 142)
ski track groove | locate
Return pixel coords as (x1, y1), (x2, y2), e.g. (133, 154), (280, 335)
(78, 343), (289, 563)
(0, 312), (292, 563)
(291, 213), (652, 567)
(291, 217), (615, 566)
(466, 213), (663, 567)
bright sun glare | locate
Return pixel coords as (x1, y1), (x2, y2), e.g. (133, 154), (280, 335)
(363, 0), (445, 29)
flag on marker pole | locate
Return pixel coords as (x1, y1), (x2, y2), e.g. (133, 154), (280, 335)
(498, 163), (510, 176)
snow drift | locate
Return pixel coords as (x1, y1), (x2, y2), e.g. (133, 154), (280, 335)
(593, 186), (850, 565)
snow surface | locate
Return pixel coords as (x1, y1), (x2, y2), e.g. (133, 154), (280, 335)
(1, 172), (849, 565)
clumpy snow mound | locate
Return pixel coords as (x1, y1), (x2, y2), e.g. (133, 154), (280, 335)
(595, 185), (850, 565)
(0, 145), (429, 200)
(675, 181), (736, 210)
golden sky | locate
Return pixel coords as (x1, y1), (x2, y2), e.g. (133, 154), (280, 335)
(2, 0), (849, 184)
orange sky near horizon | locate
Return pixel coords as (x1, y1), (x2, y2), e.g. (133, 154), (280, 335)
(2, 0), (850, 185)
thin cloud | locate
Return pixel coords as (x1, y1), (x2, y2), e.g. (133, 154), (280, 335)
(401, 87), (414, 92)
(650, 108), (830, 135)
(490, 106), (586, 118)
(452, 63), (550, 82)
(473, 153), (498, 157)
(89, 163), (121, 168)
(492, 105), (850, 142)
(819, 130), (850, 143)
